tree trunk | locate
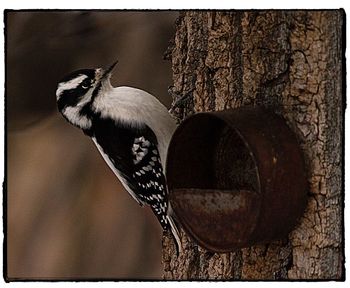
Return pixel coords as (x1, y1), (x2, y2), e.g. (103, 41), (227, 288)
(163, 10), (344, 280)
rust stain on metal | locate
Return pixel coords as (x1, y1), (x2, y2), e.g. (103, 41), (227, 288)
(170, 188), (261, 251)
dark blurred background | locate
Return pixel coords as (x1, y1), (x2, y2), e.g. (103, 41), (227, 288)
(6, 11), (178, 279)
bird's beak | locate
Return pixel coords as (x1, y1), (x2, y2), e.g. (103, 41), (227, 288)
(101, 60), (118, 80)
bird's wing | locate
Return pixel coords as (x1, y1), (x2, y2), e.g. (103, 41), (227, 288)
(91, 118), (168, 217)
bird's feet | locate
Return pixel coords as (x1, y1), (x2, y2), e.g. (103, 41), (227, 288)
(168, 86), (193, 121)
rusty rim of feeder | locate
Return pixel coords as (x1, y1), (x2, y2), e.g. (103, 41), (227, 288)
(166, 107), (307, 252)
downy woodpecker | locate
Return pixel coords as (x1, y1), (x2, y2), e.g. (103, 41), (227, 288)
(56, 62), (181, 253)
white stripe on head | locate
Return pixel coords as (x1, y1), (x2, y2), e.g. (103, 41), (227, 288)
(56, 74), (88, 99)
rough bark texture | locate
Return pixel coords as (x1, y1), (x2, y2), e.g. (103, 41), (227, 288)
(163, 11), (344, 280)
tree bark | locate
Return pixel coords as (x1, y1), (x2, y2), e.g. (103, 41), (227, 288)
(163, 10), (344, 280)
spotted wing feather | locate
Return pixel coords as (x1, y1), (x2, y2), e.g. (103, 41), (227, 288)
(131, 136), (169, 229)
(91, 118), (168, 226)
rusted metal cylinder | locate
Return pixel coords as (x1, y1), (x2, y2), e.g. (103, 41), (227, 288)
(166, 107), (307, 252)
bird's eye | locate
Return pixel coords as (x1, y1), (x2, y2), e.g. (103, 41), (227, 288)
(81, 79), (91, 89)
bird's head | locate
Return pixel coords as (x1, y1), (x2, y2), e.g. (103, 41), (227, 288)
(56, 61), (117, 129)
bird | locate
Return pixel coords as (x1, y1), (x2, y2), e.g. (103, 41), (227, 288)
(56, 61), (181, 253)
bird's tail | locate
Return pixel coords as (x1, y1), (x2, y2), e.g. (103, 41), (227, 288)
(167, 204), (182, 255)
(150, 202), (182, 255)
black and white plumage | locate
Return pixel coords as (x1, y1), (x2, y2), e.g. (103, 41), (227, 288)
(56, 62), (181, 253)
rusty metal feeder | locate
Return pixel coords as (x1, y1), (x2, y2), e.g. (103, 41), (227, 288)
(166, 107), (307, 253)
